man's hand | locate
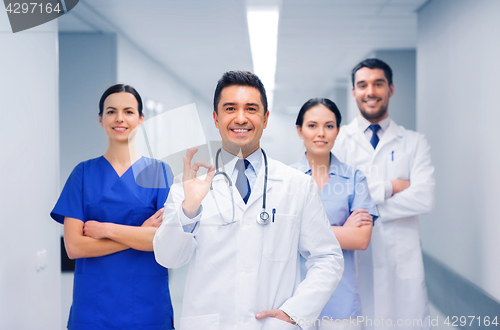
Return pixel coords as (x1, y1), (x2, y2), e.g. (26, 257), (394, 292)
(391, 179), (411, 195)
(182, 148), (215, 218)
(83, 220), (108, 239)
(255, 309), (296, 324)
(142, 208), (164, 228)
(344, 209), (373, 227)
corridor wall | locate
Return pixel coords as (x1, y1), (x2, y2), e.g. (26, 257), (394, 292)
(0, 13), (61, 330)
(417, 0), (500, 302)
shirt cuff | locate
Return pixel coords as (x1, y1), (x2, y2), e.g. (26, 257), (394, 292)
(385, 181), (393, 200)
(179, 204), (203, 233)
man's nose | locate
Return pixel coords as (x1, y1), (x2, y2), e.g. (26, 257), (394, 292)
(366, 84), (375, 96)
(234, 109), (247, 124)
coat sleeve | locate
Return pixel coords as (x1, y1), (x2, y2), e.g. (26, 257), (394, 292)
(377, 134), (435, 221)
(153, 181), (198, 268)
(280, 176), (344, 324)
(365, 179), (387, 205)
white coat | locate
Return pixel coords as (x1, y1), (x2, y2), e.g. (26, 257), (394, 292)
(153, 155), (344, 330)
(332, 118), (435, 330)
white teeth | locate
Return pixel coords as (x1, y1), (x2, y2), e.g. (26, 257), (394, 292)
(233, 129), (249, 133)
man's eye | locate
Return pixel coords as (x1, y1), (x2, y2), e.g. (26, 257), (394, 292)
(248, 107), (257, 112)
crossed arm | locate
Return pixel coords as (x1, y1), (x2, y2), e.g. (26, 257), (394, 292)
(331, 209), (373, 251)
(63, 208), (164, 259)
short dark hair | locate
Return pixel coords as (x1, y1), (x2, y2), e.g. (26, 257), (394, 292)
(213, 71), (268, 114)
(295, 98), (342, 128)
(351, 58), (393, 87)
(99, 84), (143, 116)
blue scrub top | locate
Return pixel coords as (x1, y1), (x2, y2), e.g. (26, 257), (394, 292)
(291, 153), (378, 319)
(51, 156), (174, 330)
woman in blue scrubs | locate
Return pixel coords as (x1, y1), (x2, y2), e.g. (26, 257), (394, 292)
(292, 98), (378, 330)
(51, 84), (174, 330)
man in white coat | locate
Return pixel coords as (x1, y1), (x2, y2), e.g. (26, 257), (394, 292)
(332, 59), (435, 330)
(154, 71), (344, 330)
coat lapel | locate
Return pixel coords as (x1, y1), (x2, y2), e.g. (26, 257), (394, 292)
(374, 119), (403, 155)
(344, 118), (374, 155)
(245, 157), (280, 209)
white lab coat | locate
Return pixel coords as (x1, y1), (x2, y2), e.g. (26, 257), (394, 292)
(332, 118), (435, 330)
(153, 156), (344, 330)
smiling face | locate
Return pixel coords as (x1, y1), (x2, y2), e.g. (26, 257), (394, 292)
(352, 67), (394, 123)
(99, 92), (144, 143)
(296, 104), (339, 157)
(213, 85), (269, 158)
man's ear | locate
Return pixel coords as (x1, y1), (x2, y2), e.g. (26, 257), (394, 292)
(213, 111), (219, 128)
(263, 110), (270, 129)
(389, 84), (395, 98)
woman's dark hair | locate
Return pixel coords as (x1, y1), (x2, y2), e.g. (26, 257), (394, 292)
(295, 98), (342, 128)
(213, 71), (268, 114)
(98, 84), (143, 116)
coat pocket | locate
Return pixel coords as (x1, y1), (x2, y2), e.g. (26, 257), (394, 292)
(386, 151), (410, 181)
(264, 317), (298, 329)
(180, 313), (220, 330)
(263, 214), (299, 262)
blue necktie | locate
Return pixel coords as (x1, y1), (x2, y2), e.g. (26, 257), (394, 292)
(235, 159), (251, 204)
(369, 124), (381, 149)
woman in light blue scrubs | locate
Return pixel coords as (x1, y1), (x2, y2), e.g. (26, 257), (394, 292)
(292, 98), (379, 330)
(51, 84), (174, 330)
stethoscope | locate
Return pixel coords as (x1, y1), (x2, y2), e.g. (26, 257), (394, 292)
(210, 148), (270, 225)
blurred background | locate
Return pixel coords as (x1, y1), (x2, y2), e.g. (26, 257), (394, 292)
(1, 0), (500, 328)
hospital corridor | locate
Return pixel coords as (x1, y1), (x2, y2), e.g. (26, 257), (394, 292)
(1, 0), (500, 329)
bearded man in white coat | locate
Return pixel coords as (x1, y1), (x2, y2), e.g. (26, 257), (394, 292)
(332, 59), (435, 330)
(154, 71), (344, 330)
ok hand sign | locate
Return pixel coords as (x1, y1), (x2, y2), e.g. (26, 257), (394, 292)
(182, 148), (216, 218)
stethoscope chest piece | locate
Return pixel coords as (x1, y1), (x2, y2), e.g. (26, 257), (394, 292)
(256, 210), (270, 225)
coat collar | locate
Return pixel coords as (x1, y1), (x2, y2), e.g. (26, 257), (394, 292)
(214, 147), (263, 181)
(211, 149), (280, 211)
(343, 117), (404, 154)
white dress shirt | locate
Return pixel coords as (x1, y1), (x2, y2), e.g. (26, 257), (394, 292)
(357, 115), (393, 199)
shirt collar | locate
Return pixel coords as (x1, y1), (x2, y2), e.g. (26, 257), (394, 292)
(296, 152), (351, 179)
(357, 114), (391, 134)
(220, 147), (262, 176)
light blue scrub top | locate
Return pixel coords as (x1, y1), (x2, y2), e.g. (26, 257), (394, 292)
(291, 153), (379, 319)
(51, 156), (174, 330)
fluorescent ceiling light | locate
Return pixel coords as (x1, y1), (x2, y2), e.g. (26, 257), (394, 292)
(247, 6), (279, 110)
